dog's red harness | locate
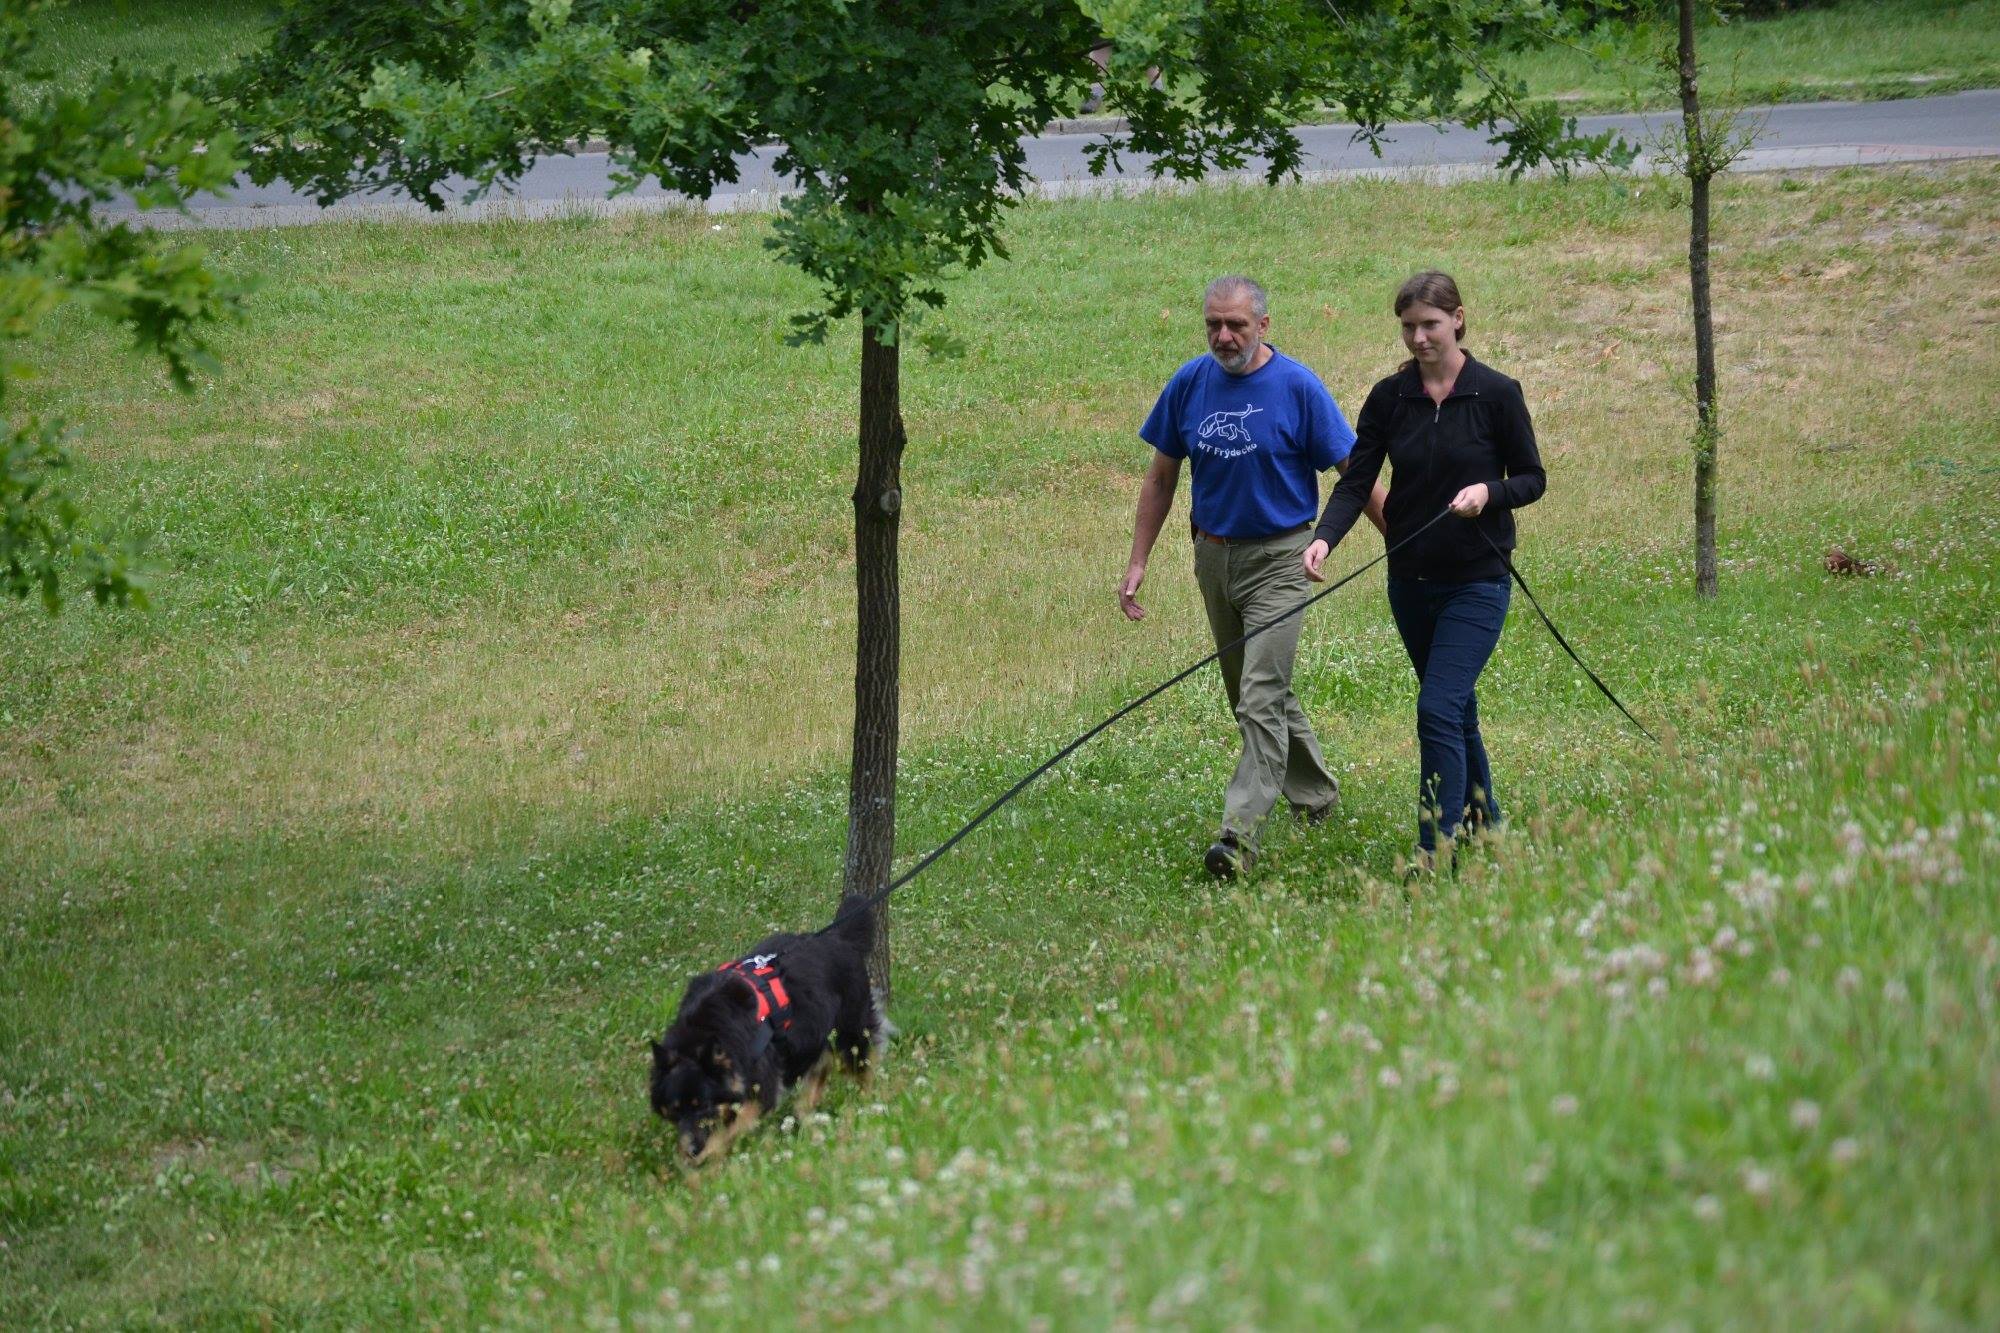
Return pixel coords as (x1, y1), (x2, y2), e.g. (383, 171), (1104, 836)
(717, 954), (792, 1032)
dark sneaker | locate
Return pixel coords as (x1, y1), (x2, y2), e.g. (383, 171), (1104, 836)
(1204, 832), (1251, 880)
(1404, 845), (1459, 882)
(1295, 792), (1340, 827)
(1463, 787), (1501, 837)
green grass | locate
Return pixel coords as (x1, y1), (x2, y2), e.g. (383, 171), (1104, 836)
(1504, 0), (2000, 113)
(4, 162), (1999, 1325)
(18, 0), (272, 102)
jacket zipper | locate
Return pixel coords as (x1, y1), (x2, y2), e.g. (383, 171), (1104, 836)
(1422, 390), (1479, 524)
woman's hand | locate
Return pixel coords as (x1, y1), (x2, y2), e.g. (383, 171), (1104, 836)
(1301, 539), (1330, 582)
(1448, 483), (1490, 518)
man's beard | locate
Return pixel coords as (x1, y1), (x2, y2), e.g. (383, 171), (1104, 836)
(1211, 343), (1257, 374)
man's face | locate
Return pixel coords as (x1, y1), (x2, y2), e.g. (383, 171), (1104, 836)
(1205, 291), (1269, 375)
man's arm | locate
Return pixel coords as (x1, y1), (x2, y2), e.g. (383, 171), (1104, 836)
(1119, 451), (1182, 622)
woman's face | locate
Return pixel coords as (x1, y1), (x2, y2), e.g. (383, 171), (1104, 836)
(1400, 300), (1465, 365)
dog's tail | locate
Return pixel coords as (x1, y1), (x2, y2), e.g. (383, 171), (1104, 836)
(831, 894), (894, 1044)
(830, 892), (878, 954)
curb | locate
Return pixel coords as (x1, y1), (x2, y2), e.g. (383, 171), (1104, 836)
(115, 144), (2000, 233)
(569, 115), (1136, 156)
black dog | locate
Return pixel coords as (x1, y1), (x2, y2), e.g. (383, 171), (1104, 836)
(650, 895), (886, 1162)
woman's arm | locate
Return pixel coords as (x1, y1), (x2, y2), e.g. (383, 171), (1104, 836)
(1486, 378), (1545, 511)
(1314, 384), (1391, 549)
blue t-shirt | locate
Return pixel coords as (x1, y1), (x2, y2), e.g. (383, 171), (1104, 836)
(1140, 346), (1356, 539)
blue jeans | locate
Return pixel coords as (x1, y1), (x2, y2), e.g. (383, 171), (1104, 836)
(1385, 575), (1511, 853)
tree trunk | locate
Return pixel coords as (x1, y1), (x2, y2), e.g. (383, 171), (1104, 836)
(845, 320), (904, 997)
(1679, 0), (1720, 598)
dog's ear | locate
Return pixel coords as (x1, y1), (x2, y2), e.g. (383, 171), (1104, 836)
(650, 1038), (670, 1063)
(721, 974), (759, 1012)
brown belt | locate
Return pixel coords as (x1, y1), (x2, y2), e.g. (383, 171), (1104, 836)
(1193, 522), (1311, 546)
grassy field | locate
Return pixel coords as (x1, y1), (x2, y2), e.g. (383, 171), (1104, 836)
(1505, 0), (2000, 112)
(3, 160), (1999, 1325)
(23, 0), (2000, 115)
(18, 0), (272, 101)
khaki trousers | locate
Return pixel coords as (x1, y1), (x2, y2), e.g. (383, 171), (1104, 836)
(1192, 528), (1340, 848)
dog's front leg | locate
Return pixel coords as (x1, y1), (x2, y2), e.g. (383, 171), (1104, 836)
(693, 1101), (764, 1165)
(793, 1050), (835, 1114)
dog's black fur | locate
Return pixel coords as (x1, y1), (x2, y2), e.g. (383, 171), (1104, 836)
(649, 895), (885, 1162)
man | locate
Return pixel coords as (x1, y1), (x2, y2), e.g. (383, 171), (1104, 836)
(1120, 276), (1386, 878)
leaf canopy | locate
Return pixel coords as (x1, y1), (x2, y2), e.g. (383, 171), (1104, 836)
(218, 0), (1634, 340)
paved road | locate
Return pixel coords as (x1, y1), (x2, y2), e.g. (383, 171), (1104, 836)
(124, 88), (2000, 229)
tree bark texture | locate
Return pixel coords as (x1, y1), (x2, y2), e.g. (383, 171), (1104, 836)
(845, 321), (904, 997)
(1680, 0), (1720, 598)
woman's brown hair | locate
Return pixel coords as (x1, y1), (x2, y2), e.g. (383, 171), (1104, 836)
(1394, 270), (1466, 343)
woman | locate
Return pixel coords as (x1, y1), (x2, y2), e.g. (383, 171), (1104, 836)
(1301, 271), (1545, 868)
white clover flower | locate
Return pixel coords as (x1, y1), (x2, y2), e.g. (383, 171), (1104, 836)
(1692, 1194), (1723, 1222)
(1745, 1053), (1776, 1081)
(1550, 1093), (1580, 1117)
(1790, 1099), (1822, 1132)
(1829, 1137), (1862, 1166)
(1740, 1164), (1775, 1201)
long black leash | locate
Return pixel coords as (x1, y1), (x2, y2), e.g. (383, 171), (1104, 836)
(818, 505), (1655, 938)
(817, 508), (1449, 937)
(1479, 527), (1658, 745)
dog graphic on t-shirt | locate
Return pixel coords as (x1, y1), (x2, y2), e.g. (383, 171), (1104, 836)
(1197, 403), (1263, 453)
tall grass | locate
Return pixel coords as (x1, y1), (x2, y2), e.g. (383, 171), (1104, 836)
(2, 162), (1997, 1325)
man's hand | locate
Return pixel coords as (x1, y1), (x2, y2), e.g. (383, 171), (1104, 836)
(1301, 539), (1330, 582)
(1119, 562), (1148, 620)
(1449, 483), (1490, 518)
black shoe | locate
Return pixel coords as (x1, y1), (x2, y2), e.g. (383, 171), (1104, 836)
(1204, 833), (1251, 880)
(1295, 792), (1340, 827)
(1405, 844), (1461, 880)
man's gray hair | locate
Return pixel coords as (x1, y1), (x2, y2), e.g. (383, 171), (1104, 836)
(1204, 275), (1268, 318)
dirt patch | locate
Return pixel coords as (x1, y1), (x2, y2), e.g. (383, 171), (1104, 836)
(149, 1136), (307, 1190)
(1863, 220), (1946, 244)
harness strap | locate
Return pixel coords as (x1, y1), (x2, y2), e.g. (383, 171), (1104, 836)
(717, 957), (794, 1032)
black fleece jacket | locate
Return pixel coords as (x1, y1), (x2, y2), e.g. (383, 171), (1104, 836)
(1315, 354), (1545, 581)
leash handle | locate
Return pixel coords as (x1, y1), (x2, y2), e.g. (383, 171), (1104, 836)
(818, 509), (1455, 934)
